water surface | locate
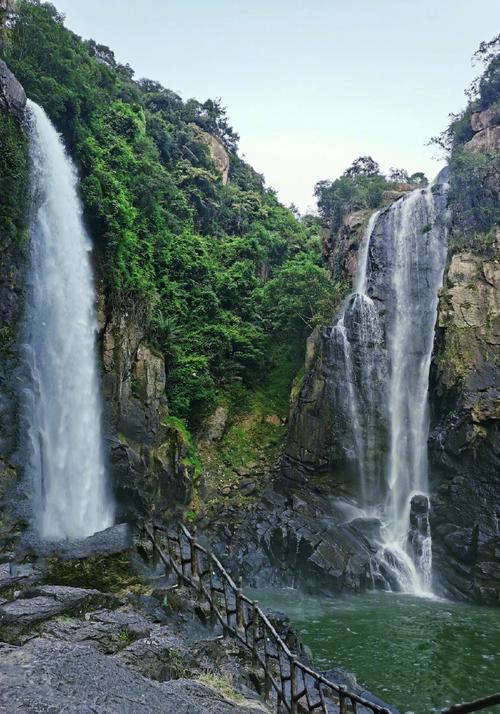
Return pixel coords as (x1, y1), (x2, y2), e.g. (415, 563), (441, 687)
(250, 589), (500, 713)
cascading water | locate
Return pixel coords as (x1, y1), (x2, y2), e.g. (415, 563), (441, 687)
(330, 178), (447, 594)
(21, 100), (114, 540)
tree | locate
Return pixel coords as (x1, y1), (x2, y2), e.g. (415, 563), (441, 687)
(389, 167), (410, 184)
(344, 156), (381, 179)
(409, 172), (428, 187)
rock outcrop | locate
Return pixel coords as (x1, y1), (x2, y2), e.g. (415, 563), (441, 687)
(466, 105), (500, 153)
(0, 61), (27, 536)
(0, 59), (25, 121)
(97, 295), (194, 521)
(198, 129), (230, 184)
(429, 233), (500, 604)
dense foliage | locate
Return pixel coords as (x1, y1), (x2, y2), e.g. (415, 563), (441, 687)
(1, 0), (340, 424)
(314, 156), (426, 234)
(0, 111), (28, 249)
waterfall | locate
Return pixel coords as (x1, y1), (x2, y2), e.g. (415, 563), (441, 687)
(383, 186), (446, 591)
(330, 180), (447, 594)
(21, 100), (114, 540)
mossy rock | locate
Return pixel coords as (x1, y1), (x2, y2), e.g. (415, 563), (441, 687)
(44, 549), (141, 594)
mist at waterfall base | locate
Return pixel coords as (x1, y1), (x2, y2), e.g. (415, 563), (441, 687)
(329, 179), (447, 596)
(21, 101), (114, 540)
(250, 588), (500, 714)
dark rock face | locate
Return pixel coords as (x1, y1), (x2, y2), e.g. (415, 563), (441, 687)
(0, 59), (26, 121)
(407, 494), (431, 568)
(211, 487), (393, 595)
(429, 239), (500, 604)
(97, 296), (194, 522)
(0, 63), (28, 537)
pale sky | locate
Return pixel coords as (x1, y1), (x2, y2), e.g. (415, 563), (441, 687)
(53, 0), (500, 212)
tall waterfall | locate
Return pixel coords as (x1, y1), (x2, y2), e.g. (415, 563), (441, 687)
(331, 179), (447, 594)
(21, 101), (114, 540)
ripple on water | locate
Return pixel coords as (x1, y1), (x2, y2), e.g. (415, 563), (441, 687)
(248, 589), (500, 714)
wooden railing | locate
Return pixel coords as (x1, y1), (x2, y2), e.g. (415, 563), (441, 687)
(141, 522), (500, 714)
(141, 521), (392, 714)
(441, 694), (500, 714)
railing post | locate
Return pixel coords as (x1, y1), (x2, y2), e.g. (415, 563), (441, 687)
(290, 655), (298, 714)
(252, 600), (259, 666)
(209, 564), (216, 622)
(263, 629), (271, 702)
(152, 523), (159, 567)
(190, 525), (198, 581)
(236, 576), (244, 633)
(339, 685), (348, 714)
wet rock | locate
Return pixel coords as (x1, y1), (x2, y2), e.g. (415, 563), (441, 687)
(213, 487), (389, 594)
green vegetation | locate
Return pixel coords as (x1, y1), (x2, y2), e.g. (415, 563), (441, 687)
(3, 0), (342, 427)
(314, 155), (427, 234)
(0, 111), (28, 249)
(195, 672), (245, 704)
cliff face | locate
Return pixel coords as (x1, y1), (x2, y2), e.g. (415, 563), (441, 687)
(0, 59), (27, 533)
(96, 295), (195, 522)
(428, 104), (500, 604)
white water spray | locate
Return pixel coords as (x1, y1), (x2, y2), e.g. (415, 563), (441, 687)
(22, 101), (114, 540)
(330, 182), (447, 594)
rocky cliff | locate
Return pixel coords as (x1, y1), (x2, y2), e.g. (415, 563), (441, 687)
(429, 107), (500, 604)
(0, 59), (27, 534)
(97, 295), (196, 523)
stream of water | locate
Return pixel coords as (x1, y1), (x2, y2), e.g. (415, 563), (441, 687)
(252, 589), (500, 714)
(21, 101), (114, 540)
(330, 180), (448, 594)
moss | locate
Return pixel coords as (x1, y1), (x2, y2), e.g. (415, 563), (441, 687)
(448, 227), (497, 258)
(0, 326), (13, 355)
(161, 587), (183, 611)
(290, 367), (305, 403)
(195, 672), (244, 704)
(164, 415), (203, 482)
(44, 550), (141, 593)
(117, 627), (136, 646)
(436, 322), (476, 385)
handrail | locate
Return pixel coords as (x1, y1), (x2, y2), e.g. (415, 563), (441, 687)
(141, 521), (392, 714)
(442, 693), (500, 714)
(141, 522), (500, 714)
